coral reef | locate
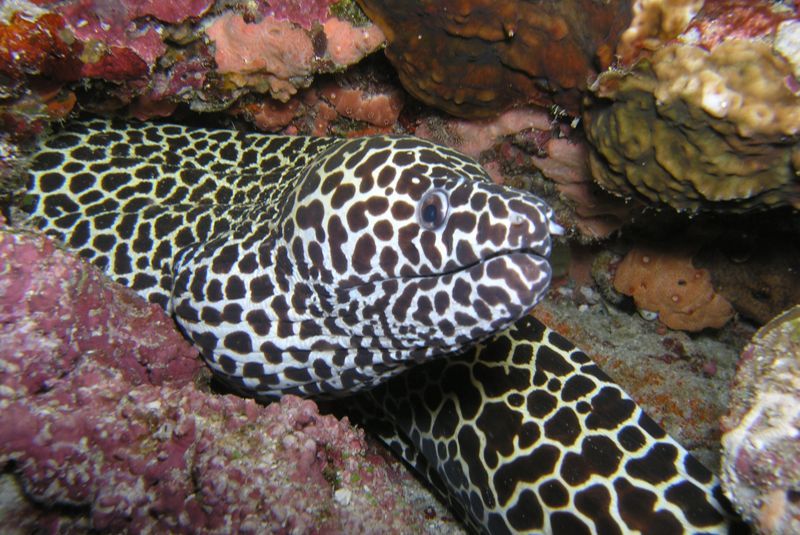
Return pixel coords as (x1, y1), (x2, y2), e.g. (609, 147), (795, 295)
(721, 305), (800, 535)
(234, 57), (404, 135)
(519, 135), (636, 239)
(0, 0), (386, 134)
(57, 0), (208, 80)
(415, 108), (635, 238)
(0, 3), (83, 141)
(206, 13), (316, 101)
(619, 0), (798, 66)
(260, 0), (338, 30)
(0, 224), (202, 391)
(0, 225), (418, 533)
(616, 0), (703, 63)
(323, 15), (385, 66)
(613, 246), (735, 331)
(355, 0), (634, 118)
(317, 79), (403, 128)
(206, 11), (384, 102)
(584, 0), (800, 211)
(0, 10), (81, 80)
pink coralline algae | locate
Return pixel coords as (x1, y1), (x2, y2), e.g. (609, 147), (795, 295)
(0, 226), (419, 533)
(235, 71), (403, 135)
(54, 0), (214, 80)
(322, 16), (385, 66)
(721, 305), (800, 535)
(0, 0), (386, 132)
(206, 11), (385, 102)
(260, 0), (338, 30)
(318, 80), (404, 128)
(206, 13), (316, 100)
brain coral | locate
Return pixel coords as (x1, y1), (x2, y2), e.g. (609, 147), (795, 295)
(584, 7), (800, 211)
(355, 0), (633, 117)
(613, 246), (735, 331)
(721, 305), (800, 534)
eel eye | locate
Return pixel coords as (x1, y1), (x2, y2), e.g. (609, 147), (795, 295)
(417, 189), (449, 230)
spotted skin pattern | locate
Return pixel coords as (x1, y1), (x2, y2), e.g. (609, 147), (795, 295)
(21, 118), (742, 534)
(25, 117), (554, 397)
(357, 317), (741, 534)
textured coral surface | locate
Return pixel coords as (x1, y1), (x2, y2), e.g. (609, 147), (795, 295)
(0, 11), (81, 80)
(355, 0), (633, 117)
(613, 246), (735, 331)
(261, 0), (338, 29)
(414, 108), (635, 239)
(616, 0), (704, 63)
(206, 13), (316, 100)
(721, 305), (800, 535)
(585, 0), (800, 211)
(0, 226), (418, 533)
(0, 0), (386, 140)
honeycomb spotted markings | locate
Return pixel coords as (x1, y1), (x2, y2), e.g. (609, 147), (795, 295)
(21, 117), (744, 534)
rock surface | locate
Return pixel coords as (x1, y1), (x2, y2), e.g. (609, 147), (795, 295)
(721, 305), (800, 535)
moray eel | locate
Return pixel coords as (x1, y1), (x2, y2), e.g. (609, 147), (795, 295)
(20, 117), (742, 534)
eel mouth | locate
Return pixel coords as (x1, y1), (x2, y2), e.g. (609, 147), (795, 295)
(450, 242), (551, 278)
(398, 246), (552, 288)
(481, 246), (549, 264)
(338, 245), (551, 291)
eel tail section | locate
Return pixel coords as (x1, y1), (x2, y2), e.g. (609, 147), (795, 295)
(353, 316), (748, 535)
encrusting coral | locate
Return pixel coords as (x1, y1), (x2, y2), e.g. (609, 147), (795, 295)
(206, 13), (317, 101)
(721, 305), (800, 535)
(206, 10), (385, 102)
(615, 0), (703, 63)
(613, 246), (735, 331)
(234, 58), (405, 135)
(584, 0), (800, 212)
(355, 0), (634, 118)
(0, 0), (388, 141)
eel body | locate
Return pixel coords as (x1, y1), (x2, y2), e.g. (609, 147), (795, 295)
(24, 117), (554, 398)
(20, 117), (741, 534)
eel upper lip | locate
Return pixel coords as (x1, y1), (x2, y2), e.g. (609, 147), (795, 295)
(483, 245), (550, 262)
(452, 246), (549, 278)
(339, 246), (550, 291)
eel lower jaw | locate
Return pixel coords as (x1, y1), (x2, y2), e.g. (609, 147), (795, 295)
(413, 248), (550, 283)
(337, 248), (551, 292)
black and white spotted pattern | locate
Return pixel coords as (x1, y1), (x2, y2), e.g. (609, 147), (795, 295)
(20, 117), (744, 534)
(24, 117), (555, 397)
(356, 316), (743, 534)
